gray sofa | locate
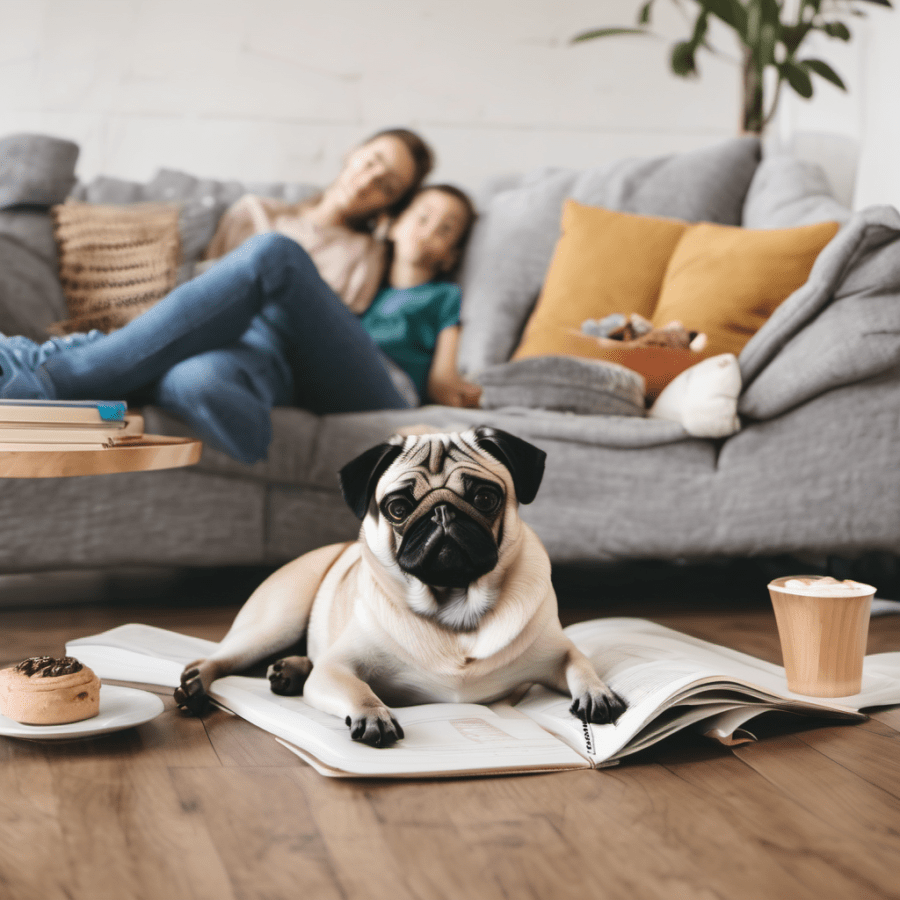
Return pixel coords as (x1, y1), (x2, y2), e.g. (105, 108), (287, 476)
(1, 133), (898, 574)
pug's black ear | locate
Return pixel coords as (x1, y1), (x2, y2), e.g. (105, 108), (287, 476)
(339, 441), (404, 520)
(472, 426), (546, 505)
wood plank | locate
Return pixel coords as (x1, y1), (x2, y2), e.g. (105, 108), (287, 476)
(873, 706), (900, 733)
(202, 706), (305, 767)
(169, 767), (345, 900)
(721, 733), (900, 898)
(650, 738), (900, 900)
(289, 767), (416, 900)
(793, 717), (900, 800)
(0, 742), (235, 900)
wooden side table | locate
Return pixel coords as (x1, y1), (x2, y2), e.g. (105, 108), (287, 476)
(0, 435), (202, 478)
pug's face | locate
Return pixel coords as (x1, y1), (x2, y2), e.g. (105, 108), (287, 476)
(340, 427), (546, 592)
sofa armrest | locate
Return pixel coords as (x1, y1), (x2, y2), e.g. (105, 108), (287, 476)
(739, 206), (900, 419)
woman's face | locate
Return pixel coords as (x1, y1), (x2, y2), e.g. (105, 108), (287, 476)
(331, 135), (418, 221)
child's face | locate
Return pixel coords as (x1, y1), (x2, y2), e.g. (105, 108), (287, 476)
(389, 190), (470, 276)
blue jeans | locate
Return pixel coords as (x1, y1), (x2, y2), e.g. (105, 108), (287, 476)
(41, 234), (411, 463)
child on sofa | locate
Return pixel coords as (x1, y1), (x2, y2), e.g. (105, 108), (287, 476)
(0, 184), (481, 464)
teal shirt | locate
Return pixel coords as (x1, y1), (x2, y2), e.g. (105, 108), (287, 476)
(360, 281), (461, 401)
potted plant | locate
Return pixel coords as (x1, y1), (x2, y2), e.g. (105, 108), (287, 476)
(573, 0), (893, 134)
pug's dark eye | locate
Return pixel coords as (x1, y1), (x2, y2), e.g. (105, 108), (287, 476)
(383, 497), (412, 522)
(472, 488), (501, 513)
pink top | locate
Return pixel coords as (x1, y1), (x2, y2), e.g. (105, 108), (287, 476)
(204, 194), (387, 314)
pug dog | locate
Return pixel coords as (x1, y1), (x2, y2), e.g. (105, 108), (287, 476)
(175, 426), (626, 746)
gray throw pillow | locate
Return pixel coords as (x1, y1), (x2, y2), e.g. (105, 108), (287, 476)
(457, 136), (762, 377)
(477, 356), (646, 417)
(743, 154), (852, 230)
(0, 208), (60, 269)
(0, 235), (69, 341)
(0, 134), (79, 209)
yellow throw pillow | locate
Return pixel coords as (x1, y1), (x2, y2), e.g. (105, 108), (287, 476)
(512, 200), (690, 361)
(51, 200), (181, 335)
(652, 219), (840, 357)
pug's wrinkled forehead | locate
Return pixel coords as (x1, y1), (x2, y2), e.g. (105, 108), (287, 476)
(339, 425), (546, 522)
(376, 430), (510, 502)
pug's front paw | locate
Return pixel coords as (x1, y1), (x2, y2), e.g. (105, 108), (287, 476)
(345, 707), (405, 747)
(174, 666), (211, 716)
(569, 686), (626, 725)
(268, 656), (313, 696)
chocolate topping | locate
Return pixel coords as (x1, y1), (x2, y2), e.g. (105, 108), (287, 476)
(14, 656), (84, 678)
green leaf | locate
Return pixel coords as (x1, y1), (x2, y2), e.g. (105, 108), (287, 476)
(854, 0), (892, 7)
(571, 27), (650, 43)
(780, 22), (812, 54)
(695, 0), (748, 35)
(820, 20), (852, 39)
(780, 60), (814, 97)
(671, 40), (698, 76)
(802, 58), (847, 90)
(638, 0), (656, 25)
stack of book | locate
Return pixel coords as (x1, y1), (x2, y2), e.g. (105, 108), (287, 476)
(0, 399), (143, 451)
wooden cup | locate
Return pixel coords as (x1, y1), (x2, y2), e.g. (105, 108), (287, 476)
(768, 576), (875, 697)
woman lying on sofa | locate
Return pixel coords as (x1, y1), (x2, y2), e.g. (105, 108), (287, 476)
(0, 129), (482, 464)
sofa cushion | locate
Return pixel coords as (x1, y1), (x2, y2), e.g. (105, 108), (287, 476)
(0, 234), (69, 341)
(739, 205), (900, 419)
(50, 200), (181, 334)
(652, 219), (840, 357)
(0, 208), (61, 270)
(456, 136), (762, 377)
(743, 153), (852, 230)
(477, 355), (647, 417)
(511, 201), (689, 361)
(0, 134), (79, 209)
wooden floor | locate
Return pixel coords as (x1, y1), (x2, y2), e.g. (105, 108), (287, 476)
(1, 565), (899, 900)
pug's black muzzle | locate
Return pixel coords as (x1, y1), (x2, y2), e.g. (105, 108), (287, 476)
(398, 500), (499, 589)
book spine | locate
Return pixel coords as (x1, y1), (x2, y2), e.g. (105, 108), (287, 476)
(0, 399), (127, 425)
(0, 441), (110, 451)
(0, 415), (143, 444)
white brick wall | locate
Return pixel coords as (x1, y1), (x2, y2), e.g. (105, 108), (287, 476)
(0, 0), (738, 191)
(0, 0), (891, 206)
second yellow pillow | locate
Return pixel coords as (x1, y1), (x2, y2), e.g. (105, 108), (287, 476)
(652, 219), (840, 357)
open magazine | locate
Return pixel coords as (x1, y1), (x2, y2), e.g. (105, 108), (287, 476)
(67, 618), (900, 778)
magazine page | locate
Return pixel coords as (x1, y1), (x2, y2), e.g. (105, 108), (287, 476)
(566, 618), (900, 708)
(209, 676), (588, 778)
(67, 623), (587, 778)
(67, 624), (218, 687)
(514, 618), (875, 764)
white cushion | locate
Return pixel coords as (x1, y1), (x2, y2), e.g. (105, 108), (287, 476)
(649, 353), (742, 438)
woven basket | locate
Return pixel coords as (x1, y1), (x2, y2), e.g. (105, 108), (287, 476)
(50, 200), (181, 334)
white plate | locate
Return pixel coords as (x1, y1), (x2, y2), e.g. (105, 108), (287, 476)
(0, 684), (165, 740)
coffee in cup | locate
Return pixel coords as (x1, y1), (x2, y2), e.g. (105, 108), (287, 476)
(768, 575), (875, 697)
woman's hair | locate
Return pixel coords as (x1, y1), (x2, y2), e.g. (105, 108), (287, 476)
(362, 128), (435, 216)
